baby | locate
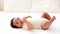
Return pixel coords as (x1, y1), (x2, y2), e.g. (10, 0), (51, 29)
(10, 12), (56, 30)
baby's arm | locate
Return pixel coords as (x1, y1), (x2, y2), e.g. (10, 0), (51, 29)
(22, 16), (33, 30)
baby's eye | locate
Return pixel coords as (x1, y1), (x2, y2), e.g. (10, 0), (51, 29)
(16, 22), (18, 24)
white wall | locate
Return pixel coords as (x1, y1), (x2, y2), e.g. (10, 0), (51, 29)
(0, 0), (4, 11)
(5, 0), (60, 13)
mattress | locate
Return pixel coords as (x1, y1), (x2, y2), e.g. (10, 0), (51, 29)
(0, 13), (60, 34)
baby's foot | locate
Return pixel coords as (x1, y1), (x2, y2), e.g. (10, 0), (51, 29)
(52, 16), (56, 20)
(50, 16), (56, 22)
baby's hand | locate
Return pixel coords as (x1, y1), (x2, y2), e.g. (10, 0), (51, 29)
(23, 16), (32, 19)
(22, 16), (32, 22)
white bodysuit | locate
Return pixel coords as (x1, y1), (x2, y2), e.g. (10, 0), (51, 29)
(22, 17), (48, 29)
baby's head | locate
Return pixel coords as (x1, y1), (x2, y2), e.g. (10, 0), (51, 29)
(10, 18), (23, 28)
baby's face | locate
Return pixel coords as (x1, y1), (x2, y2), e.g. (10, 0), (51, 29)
(13, 18), (23, 28)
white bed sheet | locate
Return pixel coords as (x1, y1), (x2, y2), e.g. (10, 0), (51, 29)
(0, 13), (60, 34)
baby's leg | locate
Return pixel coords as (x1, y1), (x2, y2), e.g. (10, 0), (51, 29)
(41, 12), (51, 20)
(41, 16), (56, 30)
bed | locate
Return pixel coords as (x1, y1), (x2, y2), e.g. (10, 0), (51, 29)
(0, 13), (60, 34)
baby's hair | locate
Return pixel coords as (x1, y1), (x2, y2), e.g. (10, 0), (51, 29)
(10, 18), (19, 28)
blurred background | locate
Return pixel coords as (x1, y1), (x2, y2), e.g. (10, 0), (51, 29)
(4, 0), (60, 13)
(0, 0), (4, 11)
